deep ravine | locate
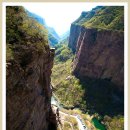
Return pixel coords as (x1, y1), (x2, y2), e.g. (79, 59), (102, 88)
(6, 5), (124, 130)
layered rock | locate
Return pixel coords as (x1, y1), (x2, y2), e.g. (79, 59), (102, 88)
(69, 24), (124, 91)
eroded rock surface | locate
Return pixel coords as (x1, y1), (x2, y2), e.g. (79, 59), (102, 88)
(6, 46), (56, 130)
(69, 24), (124, 91)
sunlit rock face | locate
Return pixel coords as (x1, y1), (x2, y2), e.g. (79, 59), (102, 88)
(69, 24), (124, 115)
(68, 6), (124, 116)
(69, 24), (124, 91)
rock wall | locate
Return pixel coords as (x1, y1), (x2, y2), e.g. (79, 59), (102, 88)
(6, 46), (56, 130)
(69, 24), (124, 91)
(68, 24), (82, 53)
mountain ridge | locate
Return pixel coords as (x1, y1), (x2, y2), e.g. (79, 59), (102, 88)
(72, 6), (124, 31)
(26, 10), (60, 46)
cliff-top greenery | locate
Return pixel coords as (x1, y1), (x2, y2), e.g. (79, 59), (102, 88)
(73, 6), (124, 31)
(6, 6), (49, 61)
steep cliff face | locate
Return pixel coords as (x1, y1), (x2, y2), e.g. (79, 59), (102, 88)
(6, 6), (56, 130)
(69, 24), (124, 91)
(68, 6), (124, 115)
(69, 6), (124, 92)
(7, 47), (55, 130)
(68, 25), (82, 53)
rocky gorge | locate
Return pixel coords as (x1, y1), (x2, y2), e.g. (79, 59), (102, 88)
(6, 5), (125, 130)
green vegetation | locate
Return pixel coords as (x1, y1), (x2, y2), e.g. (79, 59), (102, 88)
(73, 6), (124, 31)
(63, 122), (72, 130)
(61, 108), (95, 129)
(6, 5), (124, 130)
(103, 115), (124, 130)
(51, 6), (124, 130)
(27, 10), (60, 47)
(51, 41), (86, 110)
(51, 38), (124, 130)
(64, 116), (78, 130)
(6, 6), (49, 61)
(55, 44), (73, 62)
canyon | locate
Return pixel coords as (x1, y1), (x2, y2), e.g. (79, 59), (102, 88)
(6, 5), (124, 130)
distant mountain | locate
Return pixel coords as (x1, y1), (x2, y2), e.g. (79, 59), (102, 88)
(26, 11), (46, 25)
(47, 27), (60, 47)
(26, 10), (60, 46)
(59, 30), (70, 42)
(47, 27), (60, 40)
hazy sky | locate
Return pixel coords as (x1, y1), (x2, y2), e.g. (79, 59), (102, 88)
(23, 3), (97, 36)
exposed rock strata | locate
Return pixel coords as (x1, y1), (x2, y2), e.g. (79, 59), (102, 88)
(69, 24), (124, 91)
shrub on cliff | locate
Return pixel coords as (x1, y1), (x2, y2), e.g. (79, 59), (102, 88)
(55, 43), (73, 62)
(73, 6), (124, 31)
(6, 6), (49, 61)
(103, 115), (124, 130)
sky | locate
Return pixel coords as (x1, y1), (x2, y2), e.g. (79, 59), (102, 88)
(23, 3), (97, 36)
